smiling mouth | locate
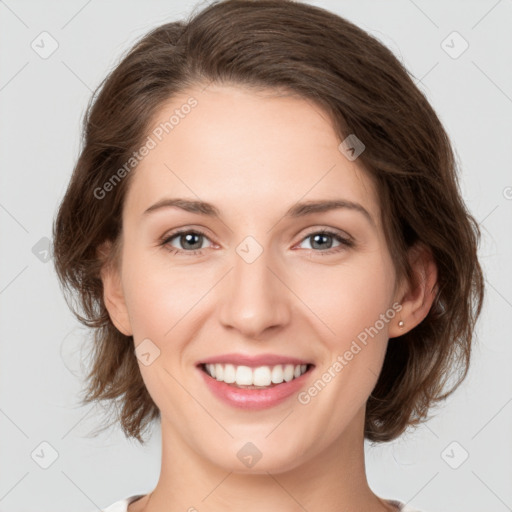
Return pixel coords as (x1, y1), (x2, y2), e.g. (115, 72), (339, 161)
(199, 362), (314, 389)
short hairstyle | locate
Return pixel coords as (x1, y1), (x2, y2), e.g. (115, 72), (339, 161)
(52, 0), (485, 444)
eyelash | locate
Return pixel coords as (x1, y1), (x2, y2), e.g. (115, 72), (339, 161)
(159, 228), (354, 257)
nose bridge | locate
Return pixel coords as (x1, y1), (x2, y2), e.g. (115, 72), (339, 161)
(218, 235), (290, 337)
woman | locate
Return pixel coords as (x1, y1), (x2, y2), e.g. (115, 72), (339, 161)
(52, 1), (484, 510)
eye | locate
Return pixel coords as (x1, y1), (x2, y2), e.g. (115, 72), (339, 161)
(160, 228), (354, 256)
(160, 229), (212, 256)
(296, 229), (354, 255)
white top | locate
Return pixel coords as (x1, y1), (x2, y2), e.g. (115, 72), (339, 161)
(99, 494), (425, 511)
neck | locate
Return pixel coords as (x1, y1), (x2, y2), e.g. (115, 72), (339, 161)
(135, 407), (394, 512)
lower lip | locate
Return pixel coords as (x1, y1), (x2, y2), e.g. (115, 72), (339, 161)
(198, 366), (313, 410)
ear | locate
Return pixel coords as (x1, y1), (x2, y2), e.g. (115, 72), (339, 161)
(97, 240), (133, 337)
(389, 242), (438, 338)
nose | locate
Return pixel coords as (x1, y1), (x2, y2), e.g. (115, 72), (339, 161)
(218, 243), (291, 339)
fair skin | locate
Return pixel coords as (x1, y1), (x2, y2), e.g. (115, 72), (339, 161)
(100, 84), (437, 512)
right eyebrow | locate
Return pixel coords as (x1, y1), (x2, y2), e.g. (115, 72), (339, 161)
(143, 198), (221, 217)
(142, 197), (375, 228)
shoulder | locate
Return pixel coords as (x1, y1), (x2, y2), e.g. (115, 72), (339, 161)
(385, 499), (426, 511)
(96, 494), (146, 512)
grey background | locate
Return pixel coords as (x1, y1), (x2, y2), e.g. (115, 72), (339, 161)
(1, 1), (511, 511)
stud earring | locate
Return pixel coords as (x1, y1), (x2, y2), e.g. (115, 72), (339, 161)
(398, 320), (404, 328)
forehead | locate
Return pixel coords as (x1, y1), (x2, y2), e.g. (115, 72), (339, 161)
(123, 84), (380, 228)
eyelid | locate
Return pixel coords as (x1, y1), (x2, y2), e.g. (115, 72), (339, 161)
(159, 225), (214, 242)
(160, 225), (352, 244)
(297, 225), (354, 243)
(159, 225), (355, 256)
(158, 227), (216, 250)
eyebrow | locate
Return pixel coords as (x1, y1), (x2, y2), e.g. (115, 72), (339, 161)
(143, 197), (375, 227)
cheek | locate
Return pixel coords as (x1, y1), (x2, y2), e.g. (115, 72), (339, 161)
(297, 261), (395, 437)
(121, 247), (206, 340)
(293, 256), (395, 346)
(320, 256), (396, 402)
(123, 270), (169, 339)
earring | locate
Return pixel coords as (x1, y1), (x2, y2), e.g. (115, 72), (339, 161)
(398, 320), (404, 328)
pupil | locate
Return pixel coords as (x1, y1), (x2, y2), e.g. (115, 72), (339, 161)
(179, 233), (333, 251)
(183, 233), (202, 250)
(312, 234), (332, 250)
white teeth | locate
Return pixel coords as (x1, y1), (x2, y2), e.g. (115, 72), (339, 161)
(271, 365), (284, 384)
(235, 365), (253, 385)
(204, 363), (309, 387)
(253, 366), (272, 386)
(283, 364), (295, 382)
(223, 363), (236, 383)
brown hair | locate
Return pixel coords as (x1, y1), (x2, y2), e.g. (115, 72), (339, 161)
(52, 0), (485, 443)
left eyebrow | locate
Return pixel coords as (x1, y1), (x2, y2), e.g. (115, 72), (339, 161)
(142, 197), (375, 227)
(285, 199), (375, 227)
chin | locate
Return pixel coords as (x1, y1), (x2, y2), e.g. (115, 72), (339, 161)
(205, 442), (309, 475)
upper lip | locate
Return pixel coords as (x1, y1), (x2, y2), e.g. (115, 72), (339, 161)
(197, 353), (314, 368)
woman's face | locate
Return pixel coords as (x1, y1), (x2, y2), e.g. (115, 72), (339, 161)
(104, 84), (405, 473)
